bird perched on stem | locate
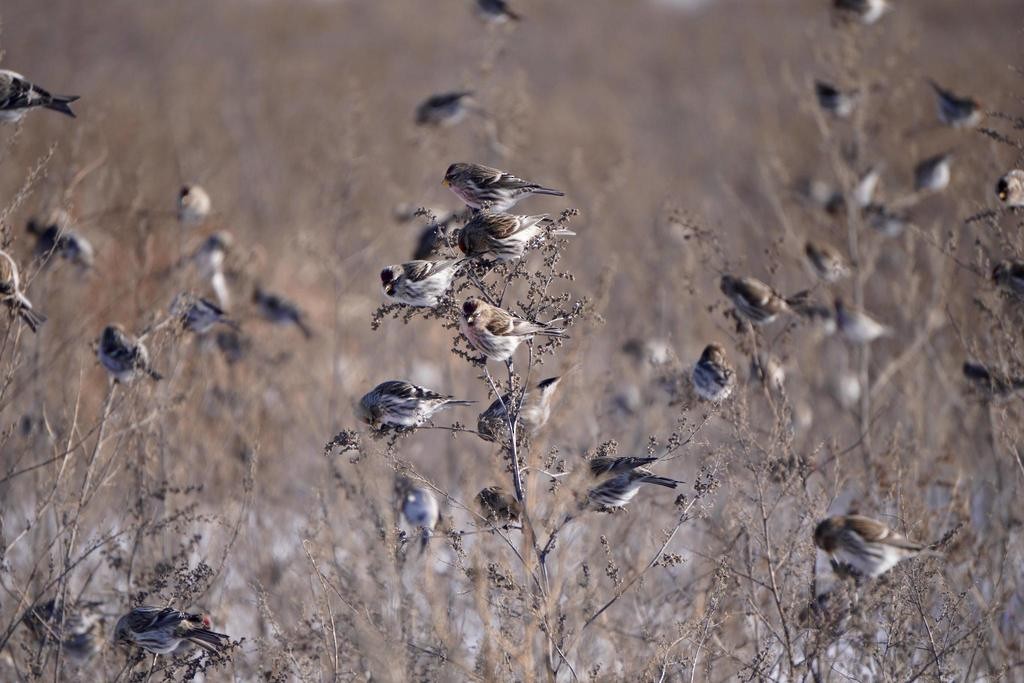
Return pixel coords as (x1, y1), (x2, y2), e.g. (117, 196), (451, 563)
(380, 258), (466, 307)
(172, 293), (237, 334)
(97, 325), (162, 383)
(460, 298), (567, 363)
(0, 250), (45, 333)
(814, 514), (927, 579)
(458, 211), (575, 262)
(815, 81), (860, 118)
(415, 91), (477, 127)
(0, 70), (78, 121)
(443, 163), (563, 212)
(27, 210), (94, 271)
(476, 485), (522, 526)
(692, 343), (736, 402)
(583, 456), (682, 510)
(25, 599), (104, 664)
(477, 375), (563, 442)
(928, 80), (982, 129)
(995, 170), (1024, 208)
(720, 275), (808, 325)
(358, 380), (473, 432)
(113, 606), (229, 655)
(804, 241), (849, 283)
(396, 476), (440, 552)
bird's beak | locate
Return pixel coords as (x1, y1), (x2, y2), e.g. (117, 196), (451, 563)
(999, 191), (1008, 200)
(442, 178), (451, 187)
(465, 315), (475, 324)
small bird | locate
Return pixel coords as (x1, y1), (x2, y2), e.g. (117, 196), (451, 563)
(415, 91), (476, 127)
(172, 293), (237, 334)
(177, 185), (211, 226)
(193, 231), (233, 309)
(458, 211), (575, 262)
(358, 380), (473, 432)
(253, 287), (313, 338)
(833, 0), (890, 25)
(995, 170), (1024, 208)
(852, 165), (882, 208)
(863, 203), (909, 237)
(584, 456), (681, 510)
(25, 599), (104, 664)
(27, 210), (95, 271)
(928, 80), (982, 128)
(914, 152), (953, 193)
(720, 275), (805, 325)
(477, 375), (563, 442)
(692, 343), (736, 402)
(395, 476), (440, 551)
(443, 163), (564, 212)
(460, 298), (567, 362)
(804, 241), (849, 283)
(993, 260), (1024, 298)
(835, 299), (889, 344)
(476, 485), (522, 526)
(476, 0), (521, 24)
(98, 325), (162, 383)
(0, 250), (46, 332)
(113, 606), (229, 655)
(380, 258), (466, 307)
(814, 514), (925, 579)
(0, 70), (78, 121)
(815, 81), (860, 118)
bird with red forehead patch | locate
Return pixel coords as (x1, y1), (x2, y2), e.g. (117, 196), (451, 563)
(459, 298), (567, 363)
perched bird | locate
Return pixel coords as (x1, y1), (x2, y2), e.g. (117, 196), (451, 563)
(835, 299), (889, 344)
(460, 298), (567, 362)
(476, 0), (521, 24)
(193, 231), (233, 310)
(458, 211), (575, 262)
(928, 80), (982, 128)
(720, 275), (806, 325)
(914, 152), (953, 193)
(27, 211), (95, 271)
(692, 343), (736, 402)
(476, 485), (522, 525)
(113, 606), (229, 656)
(25, 599), (104, 664)
(864, 203), (909, 237)
(416, 91), (476, 127)
(380, 258), (466, 307)
(833, 0), (890, 25)
(584, 456), (681, 509)
(358, 380), (473, 431)
(963, 361), (1024, 399)
(177, 185), (211, 226)
(477, 375), (563, 442)
(98, 325), (162, 383)
(814, 515), (925, 579)
(443, 163), (564, 212)
(804, 241), (849, 283)
(253, 287), (313, 338)
(0, 250), (45, 333)
(395, 476), (440, 551)
(993, 260), (1024, 298)
(172, 293), (236, 334)
(0, 70), (78, 121)
(995, 170), (1024, 208)
(815, 81), (860, 118)
(852, 165), (882, 208)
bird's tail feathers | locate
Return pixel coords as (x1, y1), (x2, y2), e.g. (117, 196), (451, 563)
(17, 306), (46, 333)
(45, 95), (79, 118)
(641, 475), (681, 489)
(185, 628), (229, 654)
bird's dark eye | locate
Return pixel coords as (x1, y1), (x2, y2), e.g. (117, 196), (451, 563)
(180, 186), (189, 198)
